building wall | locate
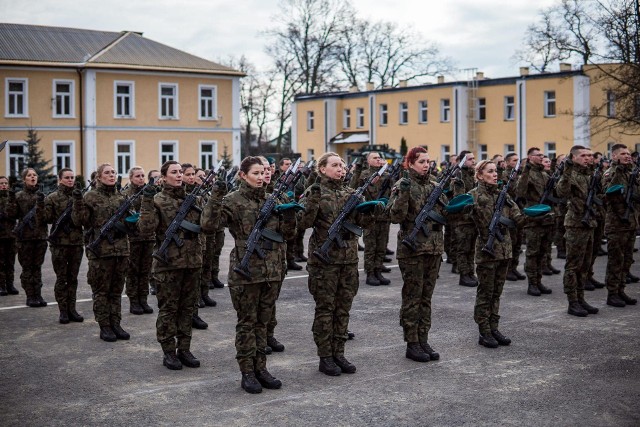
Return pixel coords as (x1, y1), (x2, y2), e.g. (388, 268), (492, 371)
(296, 98), (326, 160)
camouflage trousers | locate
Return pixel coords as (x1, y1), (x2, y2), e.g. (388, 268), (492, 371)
(294, 228), (306, 258)
(88, 256), (127, 327)
(125, 241), (153, 302)
(155, 268), (199, 353)
(398, 254), (441, 343)
(554, 214), (566, 255)
(50, 245), (83, 312)
(201, 233), (216, 290)
(508, 228), (523, 271)
(454, 223), (477, 276)
(0, 238), (16, 289)
(267, 279), (284, 337)
(211, 229), (225, 279)
(605, 231), (635, 294)
(444, 224), (456, 264)
(589, 219), (605, 280)
(307, 263), (359, 357)
(364, 221), (390, 273)
(16, 240), (47, 298)
(563, 227), (593, 301)
(524, 225), (553, 285)
(229, 281), (279, 372)
(474, 260), (509, 334)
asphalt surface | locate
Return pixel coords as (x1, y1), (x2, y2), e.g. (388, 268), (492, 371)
(0, 226), (639, 426)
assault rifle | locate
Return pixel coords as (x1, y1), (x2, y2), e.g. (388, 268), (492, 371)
(482, 159), (521, 258)
(622, 155), (640, 222)
(286, 159), (315, 193)
(233, 158), (301, 279)
(539, 161), (565, 206)
(313, 163), (388, 264)
(48, 180), (94, 244)
(343, 158), (360, 183)
(86, 178), (155, 256)
(401, 156), (467, 252)
(581, 158), (606, 226)
(376, 158), (402, 199)
(12, 184), (47, 240)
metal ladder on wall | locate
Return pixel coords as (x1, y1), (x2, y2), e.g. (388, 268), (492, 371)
(463, 68), (478, 153)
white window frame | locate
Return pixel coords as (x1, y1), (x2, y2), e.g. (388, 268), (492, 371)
(5, 78), (28, 118)
(606, 90), (616, 118)
(114, 81), (135, 119)
(440, 99), (450, 122)
(5, 141), (27, 177)
(52, 79), (75, 118)
(198, 84), (217, 120)
(399, 102), (408, 125)
(343, 108), (351, 129)
(504, 144), (515, 155)
(544, 91), (556, 117)
(159, 140), (179, 165)
(476, 98), (486, 121)
(199, 140), (218, 170)
(479, 144), (488, 160)
(504, 96), (515, 121)
(379, 104), (388, 126)
(356, 107), (365, 128)
(53, 140), (76, 174)
(545, 141), (556, 159)
(114, 141), (135, 177)
(441, 145), (451, 163)
(159, 83), (179, 120)
(307, 111), (314, 131)
(418, 100), (428, 124)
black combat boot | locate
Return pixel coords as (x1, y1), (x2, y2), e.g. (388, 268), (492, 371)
(451, 263), (459, 274)
(295, 252), (308, 262)
(386, 248), (395, 255)
(557, 248), (566, 259)
(149, 284), (157, 295)
(578, 299), (599, 314)
(589, 278), (605, 289)
(177, 350), (201, 368)
(202, 292), (217, 307)
(163, 351), (183, 370)
(59, 310), (69, 324)
(549, 264), (561, 274)
(129, 299), (144, 315)
(542, 267), (554, 276)
(99, 326), (117, 342)
(505, 270), (519, 281)
(287, 260), (303, 271)
(376, 270), (390, 285)
(567, 301), (588, 317)
(211, 277), (225, 289)
(597, 246), (608, 256)
(606, 293), (626, 307)
(267, 336), (285, 352)
(197, 296), (205, 308)
(204, 280), (214, 290)
(420, 342), (440, 360)
(383, 256), (393, 263)
(627, 273), (640, 283)
(255, 368), (282, 389)
(366, 272), (381, 286)
(514, 270), (526, 280)
(347, 330), (355, 340)
(264, 345), (272, 355)
(241, 372), (263, 393)
(459, 275), (477, 287)
(619, 291), (638, 305)
(478, 333), (499, 348)
(111, 323), (130, 340)
(139, 296), (154, 314)
(583, 280), (595, 291)
(319, 356), (342, 376)
(6, 283), (19, 295)
(406, 343), (430, 362)
(537, 283), (552, 294)
(0, 285), (7, 296)
(26, 296), (40, 307)
(68, 309), (84, 322)
(192, 314), (208, 329)
(379, 265), (392, 273)
(333, 355), (356, 373)
(491, 330), (512, 345)
(35, 292), (47, 307)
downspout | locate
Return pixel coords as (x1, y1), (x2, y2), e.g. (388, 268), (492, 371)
(76, 68), (84, 178)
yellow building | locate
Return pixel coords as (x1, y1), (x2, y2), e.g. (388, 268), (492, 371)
(0, 23), (243, 181)
(292, 64), (638, 161)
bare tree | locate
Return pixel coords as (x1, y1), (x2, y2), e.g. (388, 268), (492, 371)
(513, 11), (570, 72)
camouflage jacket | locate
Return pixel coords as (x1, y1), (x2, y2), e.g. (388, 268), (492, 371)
(515, 162), (553, 227)
(123, 183), (154, 242)
(72, 181), (129, 260)
(603, 162), (638, 232)
(469, 182), (526, 264)
(0, 190), (17, 239)
(138, 184), (217, 272)
(449, 166), (476, 225)
(555, 162), (596, 229)
(387, 168), (447, 259)
(45, 185), (83, 246)
(298, 175), (378, 266)
(13, 185), (47, 241)
(357, 165), (390, 222)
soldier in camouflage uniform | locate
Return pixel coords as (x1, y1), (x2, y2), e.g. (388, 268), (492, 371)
(210, 156), (296, 394)
(197, 168), (226, 290)
(0, 176), (18, 296)
(298, 152), (383, 377)
(123, 167), (155, 316)
(602, 144), (638, 308)
(13, 168), (48, 307)
(72, 163), (130, 342)
(541, 156), (562, 276)
(146, 169), (162, 296)
(467, 160), (527, 348)
(442, 154), (457, 268)
(503, 153), (526, 281)
(44, 168), (85, 323)
(387, 147), (445, 363)
(138, 160), (220, 370)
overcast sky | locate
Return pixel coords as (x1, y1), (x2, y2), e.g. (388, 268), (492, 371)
(0, 0), (559, 80)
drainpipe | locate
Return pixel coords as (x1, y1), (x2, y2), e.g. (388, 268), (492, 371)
(76, 68), (84, 179)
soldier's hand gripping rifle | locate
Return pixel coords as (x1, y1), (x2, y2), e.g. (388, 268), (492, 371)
(376, 158), (402, 199)
(13, 184), (46, 240)
(401, 157), (466, 252)
(233, 158), (302, 279)
(482, 159), (521, 258)
(539, 161), (565, 206)
(48, 180), (94, 243)
(343, 157), (360, 183)
(86, 178), (155, 256)
(622, 155), (640, 222)
(581, 158), (606, 226)
(313, 163), (388, 264)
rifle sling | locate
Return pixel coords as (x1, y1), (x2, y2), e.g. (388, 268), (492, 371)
(426, 210), (447, 226)
(498, 216), (516, 229)
(180, 220), (201, 234)
(261, 227), (284, 243)
(342, 221), (363, 237)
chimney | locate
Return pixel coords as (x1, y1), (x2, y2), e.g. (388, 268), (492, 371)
(366, 81), (374, 91)
(437, 75), (445, 84)
(399, 80), (408, 88)
(476, 71), (484, 80)
(559, 63), (572, 72)
(348, 85), (358, 93)
(519, 67), (530, 76)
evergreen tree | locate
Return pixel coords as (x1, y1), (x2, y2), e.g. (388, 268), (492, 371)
(24, 128), (55, 189)
(221, 144), (233, 169)
(400, 137), (408, 156)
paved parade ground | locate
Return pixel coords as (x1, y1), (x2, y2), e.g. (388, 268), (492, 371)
(1, 226), (639, 426)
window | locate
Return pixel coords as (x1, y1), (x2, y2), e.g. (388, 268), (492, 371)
(399, 102), (408, 124)
(53, 80), (74, 118)
(7, 142), (26, 177)
(418, 100), (428, 123)
(54, 141), (74, 173)
(160, 141), (178, 164)
(504, 96), (515, 121)
(159, 83), (178, 119)
(476, 98), (486, 121)
(544, 91), (556, 117)
(379, 104), (388, 126)
(441, 145), (451, 162)
(545, 142), (556, 159)
(606, 91), (616, 118)
(200, 141), (217, 169)
(356, 107), (365, 128)
(306, 111), (314, 131)
(115, 141), (134, 176)
(440, 99), (450, 122)
(114, 81), (134, 118)
(504, 144), (515, 155)
(5, 78), (28, 117)
(343, 109), (351, 129)
(479, 144), (488, 160)
(199, 85), (217, 120)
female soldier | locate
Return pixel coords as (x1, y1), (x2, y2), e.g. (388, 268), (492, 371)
(72, 163), (130, 341)
(211, 156), (296, 394)
(14, 168), (48, 307)
(298, 152), (383, 376)
(138, 160), (218, 370)
(0, 176), (18, 296)
(387, 147), (445, 362)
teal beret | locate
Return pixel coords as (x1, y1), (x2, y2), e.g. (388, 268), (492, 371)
(445, 194), (474, 213)
(523, 204), (551, 217)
